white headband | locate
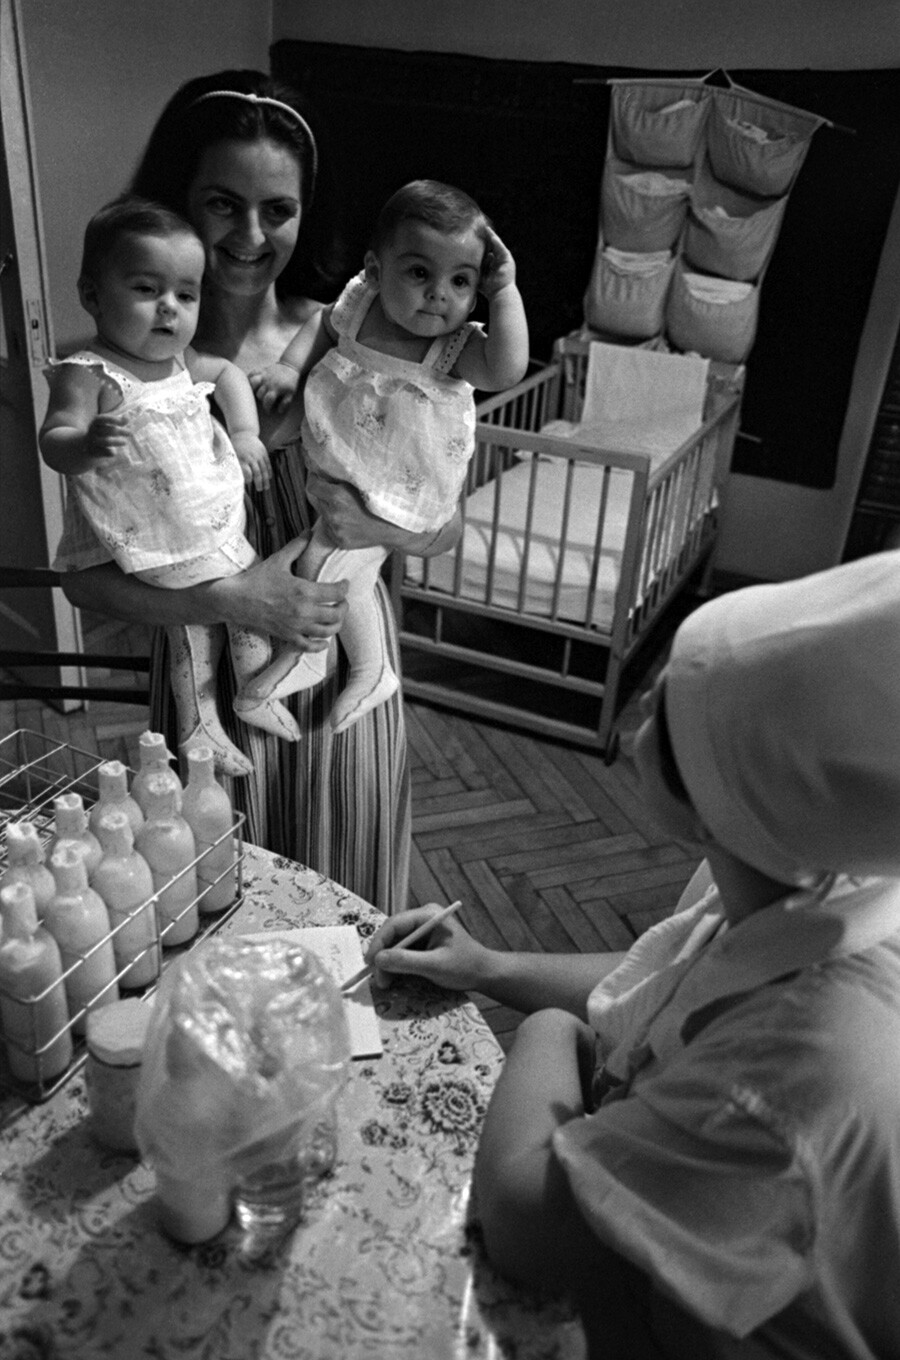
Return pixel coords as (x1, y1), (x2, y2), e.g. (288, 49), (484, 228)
(189, 90), (318, 189)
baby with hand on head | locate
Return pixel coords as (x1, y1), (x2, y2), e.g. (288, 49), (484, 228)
(244, 179), (530, 733)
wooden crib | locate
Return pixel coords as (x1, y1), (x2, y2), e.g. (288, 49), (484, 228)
(390, 334), (744, 761)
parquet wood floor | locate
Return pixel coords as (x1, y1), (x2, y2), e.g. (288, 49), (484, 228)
(2, 613), (703, 1050)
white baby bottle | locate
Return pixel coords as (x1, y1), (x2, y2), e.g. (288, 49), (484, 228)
(92, 809), (160, 988)
(46, 844), (119, 1034)
(89, 760), (145, 838)
(49, 792), (103, 881)
(0, 881), (73, 1084)
(131, 731), (183, 817)
(0, 821), (56, 920)
(181, 746), (238, 914)
(135, 775), (199, 947)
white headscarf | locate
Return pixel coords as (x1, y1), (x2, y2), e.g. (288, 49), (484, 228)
(665, 550), (900, 886)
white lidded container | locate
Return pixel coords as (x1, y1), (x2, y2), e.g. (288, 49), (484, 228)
(85, 998), (153, 1151)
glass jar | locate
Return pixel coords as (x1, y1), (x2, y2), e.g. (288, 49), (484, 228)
(85, 998), (153, 1151)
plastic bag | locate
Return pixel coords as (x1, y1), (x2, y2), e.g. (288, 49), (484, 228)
(134, 935), (351, 1242)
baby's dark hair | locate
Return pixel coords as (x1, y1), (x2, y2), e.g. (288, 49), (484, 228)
(79, 195), (199, 287)
(371, 180), (491, 260)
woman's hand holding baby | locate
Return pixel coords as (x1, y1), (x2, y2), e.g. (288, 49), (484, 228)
(307, 472), (462, 556)
(211, 536), (348, 648)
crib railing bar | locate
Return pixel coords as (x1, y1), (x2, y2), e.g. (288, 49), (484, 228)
(484, 439), (508, 605)
(583, 464), (614, 630)
(451, 487), (468, 597)
(516, 455), (541, 615)
(398, 587), (617, 644)
(549, 457), (577, 621)
(400, 633), (608, 697)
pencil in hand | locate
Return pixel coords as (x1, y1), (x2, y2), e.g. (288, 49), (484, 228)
(340, 900), (463, 994)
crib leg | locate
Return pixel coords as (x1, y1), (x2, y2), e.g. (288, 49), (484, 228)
(603, 729), (620, 766)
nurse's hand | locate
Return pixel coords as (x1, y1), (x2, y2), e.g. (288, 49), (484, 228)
(365, 906), (490, 992)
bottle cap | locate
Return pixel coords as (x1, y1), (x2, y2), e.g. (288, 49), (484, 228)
(186, 745), (215, 769)
(98, 761), (129, 796)
(0, 880), (39, 936)
(144, 772), (179, 814)
(50, 843), (90, 892)
(54, 792), (86, 835)
(87, 998), (153, 1066)
(139, 731), (174, 764)
(95, 807), (134, 851)
(5, 821), (45, 865)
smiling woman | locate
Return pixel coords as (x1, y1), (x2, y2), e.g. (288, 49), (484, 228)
(58, 70), (420, 915)
(187, 140), (305, 320)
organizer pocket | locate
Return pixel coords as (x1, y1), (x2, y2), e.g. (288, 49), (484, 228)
(708, 90), (819, 197)
(601, 159), (691, 253)
(684, 164), (787, 281)
(666, 262), (758, 363)
(612, 82), (711, 168)
(584, 244), (674, 341)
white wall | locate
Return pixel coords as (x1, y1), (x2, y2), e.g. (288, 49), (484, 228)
(272, 0), (900, 69)
(22, 0), (271, 350)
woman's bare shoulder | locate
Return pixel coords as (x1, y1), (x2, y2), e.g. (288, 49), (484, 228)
(281, 295), (324, 331)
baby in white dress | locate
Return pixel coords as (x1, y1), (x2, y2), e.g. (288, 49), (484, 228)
(39, 196), (301, 777)
(247, 179), (530, 732)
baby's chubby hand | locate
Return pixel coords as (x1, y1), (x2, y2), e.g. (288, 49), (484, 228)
(231, 431), (272, 493)
(480, 229), (518, 300)
(249, 362), (300, 415)
(84, 412), (128, 464)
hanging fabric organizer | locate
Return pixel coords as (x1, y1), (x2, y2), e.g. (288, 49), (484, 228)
(584, 74), (828, 362)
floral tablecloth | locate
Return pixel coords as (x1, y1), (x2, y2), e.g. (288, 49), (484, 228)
(0, 844), (585, 1360)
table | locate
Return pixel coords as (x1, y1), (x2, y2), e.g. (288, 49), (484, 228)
(0, 844), (586, 1359)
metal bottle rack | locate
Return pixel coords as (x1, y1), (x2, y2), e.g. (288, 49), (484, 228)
(0, 728), (246, 1103)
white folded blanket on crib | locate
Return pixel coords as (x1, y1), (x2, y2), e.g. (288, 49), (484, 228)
(544, 340), (710, 459)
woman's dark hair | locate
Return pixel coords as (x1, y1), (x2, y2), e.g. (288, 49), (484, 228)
(129, 69), (348, 301)
(372, 180), (492, 261)
(79, 195), (197, 287)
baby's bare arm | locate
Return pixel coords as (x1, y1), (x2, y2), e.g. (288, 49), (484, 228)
(39, 364), (126, 474)
(454, 230), (529, 392)
(249, 308), (338, 415)
(188, 348), (272, 491)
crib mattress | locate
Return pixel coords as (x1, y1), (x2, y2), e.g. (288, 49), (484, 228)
(405, 455), (639, 631)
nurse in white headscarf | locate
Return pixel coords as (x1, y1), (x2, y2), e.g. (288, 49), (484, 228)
(369, 549), (900, 1360)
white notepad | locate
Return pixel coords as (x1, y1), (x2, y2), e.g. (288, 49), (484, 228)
(241, 927), (383, 1059)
